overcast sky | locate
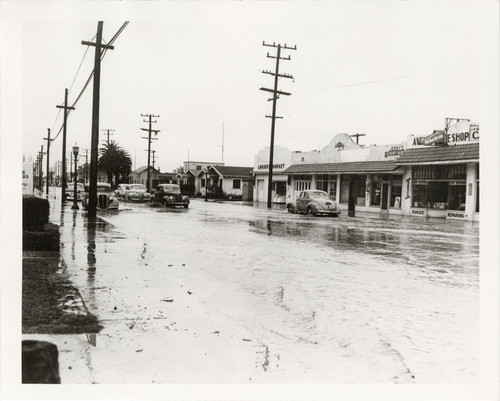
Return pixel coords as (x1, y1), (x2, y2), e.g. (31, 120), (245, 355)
(7, 1), (500, 172)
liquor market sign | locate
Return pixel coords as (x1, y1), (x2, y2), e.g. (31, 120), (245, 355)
(446, 121), (479, 146)
(385, 145), (404, 157)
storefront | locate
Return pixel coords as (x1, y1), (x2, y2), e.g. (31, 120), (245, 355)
(394, 142), (479, 221)
(284, 161), (404, 215)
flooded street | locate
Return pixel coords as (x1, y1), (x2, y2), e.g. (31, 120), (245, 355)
(52, 198), (479, 384)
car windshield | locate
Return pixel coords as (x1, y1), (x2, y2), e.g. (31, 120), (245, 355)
(311, 191), (328, 198)
(130, 184), (146, 191)
(162, 185), (180, 191)
(97, 185), (112, 193)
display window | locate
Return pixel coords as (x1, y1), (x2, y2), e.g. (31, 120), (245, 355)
(390, 183), (402, 208)
(357, 175), (367, 206)
(316, 174), (328, 192)
(329, 180), (337, 200)
(371, 181), (381, 206)
(447, 183), (466, 210)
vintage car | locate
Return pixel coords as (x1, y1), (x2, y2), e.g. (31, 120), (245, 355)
(115, 183), (152, 202)
(286, 190), (341, 217)
(82, 182), (119, 211)
(65, 182), (85, 201)
(151, 183), (189, 208)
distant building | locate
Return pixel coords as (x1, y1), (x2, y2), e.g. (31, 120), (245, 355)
(206, 165), (254, 200)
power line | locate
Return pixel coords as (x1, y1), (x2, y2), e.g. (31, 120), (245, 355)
(51, 22), (129, 143)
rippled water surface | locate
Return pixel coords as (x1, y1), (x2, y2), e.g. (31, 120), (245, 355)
(54, 198), (479, 383)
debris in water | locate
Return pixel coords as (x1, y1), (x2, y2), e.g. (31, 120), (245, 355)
(242, 338), (251, 342)
(187, 290), (192, 295)
(161, 298), (174, 303)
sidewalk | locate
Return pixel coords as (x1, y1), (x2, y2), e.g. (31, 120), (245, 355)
(23, 189), (263, 384)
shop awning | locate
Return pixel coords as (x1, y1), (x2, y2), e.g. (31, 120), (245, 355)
(394, 143), (479, 165)
(283, 160), (400, 175)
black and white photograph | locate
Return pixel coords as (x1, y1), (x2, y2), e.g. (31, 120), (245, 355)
(1, 1), (498, 400)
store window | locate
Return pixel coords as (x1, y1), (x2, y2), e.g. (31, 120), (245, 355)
(233, 179), (241, 189)
(316, 174), (328, 192)
(295, 175), (312, 192)
(329, 179), (337, 200)
(412, 182), (449, 209)
(340, 175), (350, 203)
(357, 175), (367, 206)
(391, 183), (402, 208)
(448, 183), (466, 210)
(371, 181), (381, 206)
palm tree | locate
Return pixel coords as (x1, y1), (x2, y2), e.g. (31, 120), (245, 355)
(98, 141), (132, 187)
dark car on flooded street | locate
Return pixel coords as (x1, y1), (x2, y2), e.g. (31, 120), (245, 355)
(151, 183), (190, 208)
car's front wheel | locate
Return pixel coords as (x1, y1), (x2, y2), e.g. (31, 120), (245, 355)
(287, 205), (294, 213)
(307, 206), (315, 216)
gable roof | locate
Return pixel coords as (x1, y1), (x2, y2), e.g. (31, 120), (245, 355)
(395, 143), (479, 165)
(210, 165), (253, 178)
(133, 165), (160, 175)
(283, 160), (399, 175)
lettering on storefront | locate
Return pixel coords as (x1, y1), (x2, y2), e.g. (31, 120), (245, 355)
(446, 121), (479, 145)
(447, 211), (466, 219)
(257, 163), (285, 170)
(410, 208), (427, 217)
(385, 145), (404, 157)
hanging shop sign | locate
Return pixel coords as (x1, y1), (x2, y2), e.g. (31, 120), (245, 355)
(257, 163), (286, 170)
(446, 121), (479, 146)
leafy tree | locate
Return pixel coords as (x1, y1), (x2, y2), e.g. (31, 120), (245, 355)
(98, 141), (132, 187)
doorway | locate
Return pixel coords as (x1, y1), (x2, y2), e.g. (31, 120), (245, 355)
(381, 183), (389, 210)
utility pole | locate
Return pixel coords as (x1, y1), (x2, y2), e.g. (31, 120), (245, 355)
(43, 129), (52, 195)
(102, 128), (115, 146)
(38, 146), (45, 191)
(350, 133), (366, 145)
(56, 88), (75, 204)
(83, 149), (89, 182)
(260, 41), (296, 209)
(82, 21), (114, 219)
(151, 150), (158, 169)
(140, 113), (160, 192)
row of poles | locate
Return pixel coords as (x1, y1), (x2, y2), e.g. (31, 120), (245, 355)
(36, 25), (296, 215)
(33, 22), (113, 218)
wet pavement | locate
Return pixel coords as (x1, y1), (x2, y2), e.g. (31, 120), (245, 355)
(24, 188), (479, 384)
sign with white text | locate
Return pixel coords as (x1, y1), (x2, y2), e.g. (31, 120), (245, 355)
(446, 121), (479, 146)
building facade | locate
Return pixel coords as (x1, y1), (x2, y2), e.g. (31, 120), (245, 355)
(254, 121), (480, 221)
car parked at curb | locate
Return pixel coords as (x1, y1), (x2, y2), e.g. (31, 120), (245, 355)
(65, 182), (85, 201)
(151, 183), (189, 208)
(286, 190), (341, 217)
(115, 183), (152, 202)
(82, 182), (119, 211)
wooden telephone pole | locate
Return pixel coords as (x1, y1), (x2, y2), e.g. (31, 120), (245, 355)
(260, 41), (296, 208)
(102, 128), (115, 146)
(140, 114), (160, 192)
(82, 21), (114, 218)
(43, 128), (52, 195)
(56, 88), (75, 204)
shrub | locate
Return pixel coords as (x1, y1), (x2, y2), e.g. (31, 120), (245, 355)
(23, 223), (60, 252)
(23, 197), (49, 231)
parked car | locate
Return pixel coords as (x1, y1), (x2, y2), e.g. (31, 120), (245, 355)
(115, 183), (152, 202)
(286, 190), (341, 217)
(65, 182), (85, 201)
(151, 183), (189, 208)
(82, 182), (119, 211)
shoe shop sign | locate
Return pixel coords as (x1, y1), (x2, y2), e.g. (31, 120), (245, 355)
(446, 121), (479, 146)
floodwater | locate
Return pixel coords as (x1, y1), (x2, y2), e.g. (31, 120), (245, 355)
(52, 197), (479, 384)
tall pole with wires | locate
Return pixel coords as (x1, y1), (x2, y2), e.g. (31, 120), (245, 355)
(82, 21), (114, 218)
(260, 41), (296, 208)
(141, 113), (159, 192)
(102, 128), (114, 146)
(43, 129), (52, 195)
(57, 88), (75, 204)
